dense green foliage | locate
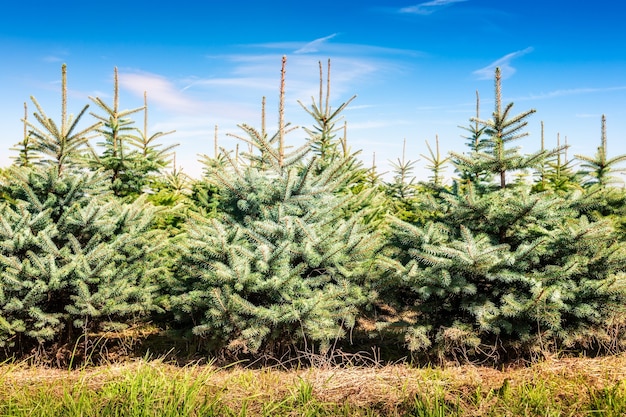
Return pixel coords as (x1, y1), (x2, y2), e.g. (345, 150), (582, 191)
(170, 61), (382, 354)
(376, 70), (626, 360)
(0, 166), (169, 350)
(1, 61), (626, 363)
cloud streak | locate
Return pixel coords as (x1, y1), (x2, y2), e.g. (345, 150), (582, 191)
(400, 0), (468, 15)
(119, 71), (206, 114)
(193, 47), (406, 106)
(294, 34), (338, 54)
(118, 71), (265, 124)
(42, 56), (64, 63)
(473, 47), (534, 80)
(251, 40), (423, 58)
(520, 85), (626, 100)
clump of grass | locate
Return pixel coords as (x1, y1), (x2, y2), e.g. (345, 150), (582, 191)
(2, 354), (626, 416)
(0, 360), (230, 417)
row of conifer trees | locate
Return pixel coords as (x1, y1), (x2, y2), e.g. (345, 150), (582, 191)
(1, 59), (626, 364)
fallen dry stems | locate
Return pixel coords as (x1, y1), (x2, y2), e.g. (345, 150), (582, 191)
(2, 354), (626, 416)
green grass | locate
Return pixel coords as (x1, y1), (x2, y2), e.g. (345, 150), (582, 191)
(2, 354), (626, 416)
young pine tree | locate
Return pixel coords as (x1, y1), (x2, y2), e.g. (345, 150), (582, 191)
(25, 64), (101, 174)
(452, 67), (549, 190)
(576, 115), (626, 188)
(88, 70), (177, 198)
(531, 125), (581, 193)
(0, 165), (169, 353)
(10, 103), (40, 168)
(382, 68), (626, 361)
(172, 57), (382, 356)
(0, 65), (170, 355)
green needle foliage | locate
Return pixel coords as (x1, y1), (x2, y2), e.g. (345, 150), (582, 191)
(299, 60), (357, 174)
(384, 139), (440, 225)
(459, 91), (488, 153)
(387, 185), (626, 360)
(387, 139), (418, 202)
(421, 136), (449, 189)
(172, 58), (382, 356)
(25, 64), (101, 174)
(88, 69), (177, 198)
(0, 164), (169, 354)
(88, 67), (144, 197)
(3, 59), (626, 365)
(452, 67), (553, 190)
(10, 103), (40, 168)
(383, 68), (626, 361)
(533, 129), (581, 194)
(576, 115), (626, 188)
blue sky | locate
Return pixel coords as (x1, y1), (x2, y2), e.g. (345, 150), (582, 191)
(1, 0), (625, 180)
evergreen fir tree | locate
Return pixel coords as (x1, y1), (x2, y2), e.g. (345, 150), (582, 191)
(25, 64), (101, 174)
(299, 60), (357, 174)
(172, 57), (382, 355)
(88, 67), (145, 197)
(0, 66), (171, 355)
(127, 91), (178, 190)
(420, 136), (450, 189)
(88, 70), (177, 198)
(10, 103), (40, 167)
(458, 91), (488, 153)
(382, 68), (626, 361)
(576, 115), (626, 188)
(298, 60), (385, 227)
(387, 180), (626, 360)
(144, 158), (193, 234)
(0, 165), (169, 353)
(387, 139), (417, 202)
(533, 130), (580, 193)
(452, 67), (547, 190)
(454, 91), (492, 191)
(384, 139), (435, 225)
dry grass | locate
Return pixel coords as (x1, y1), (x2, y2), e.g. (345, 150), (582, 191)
(2, 353), (626, 416)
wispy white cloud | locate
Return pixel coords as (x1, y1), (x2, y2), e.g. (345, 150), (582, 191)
(191, 50), (401, 107)
(41, 48), (70, 64)
(181, 77), (272, 92)
(344, 104), (376, 111)
(42, 55), (64, 63)
(118, 71), (261, 124)
(348, 120), (408, 130)
(400, 0), (468, 15)
(522, 85), (626, 100)
(113, 40), (425, 177)
(472, 47), (534, 80)
(119, 71), (205, 114)
(576, 113), (602, 119)
(251, 40), (423, 58)
(294, 34), (338, 54)
(37, 78), (110, 103)
(89, 90), (110, 99)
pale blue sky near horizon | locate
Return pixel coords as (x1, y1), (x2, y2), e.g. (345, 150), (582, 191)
(1, 0), (625, 181)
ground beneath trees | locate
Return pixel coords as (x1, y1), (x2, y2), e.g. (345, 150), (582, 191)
(2, 353), (626, 415)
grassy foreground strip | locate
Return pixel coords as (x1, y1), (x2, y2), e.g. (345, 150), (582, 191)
(2, 355), (626, 416)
